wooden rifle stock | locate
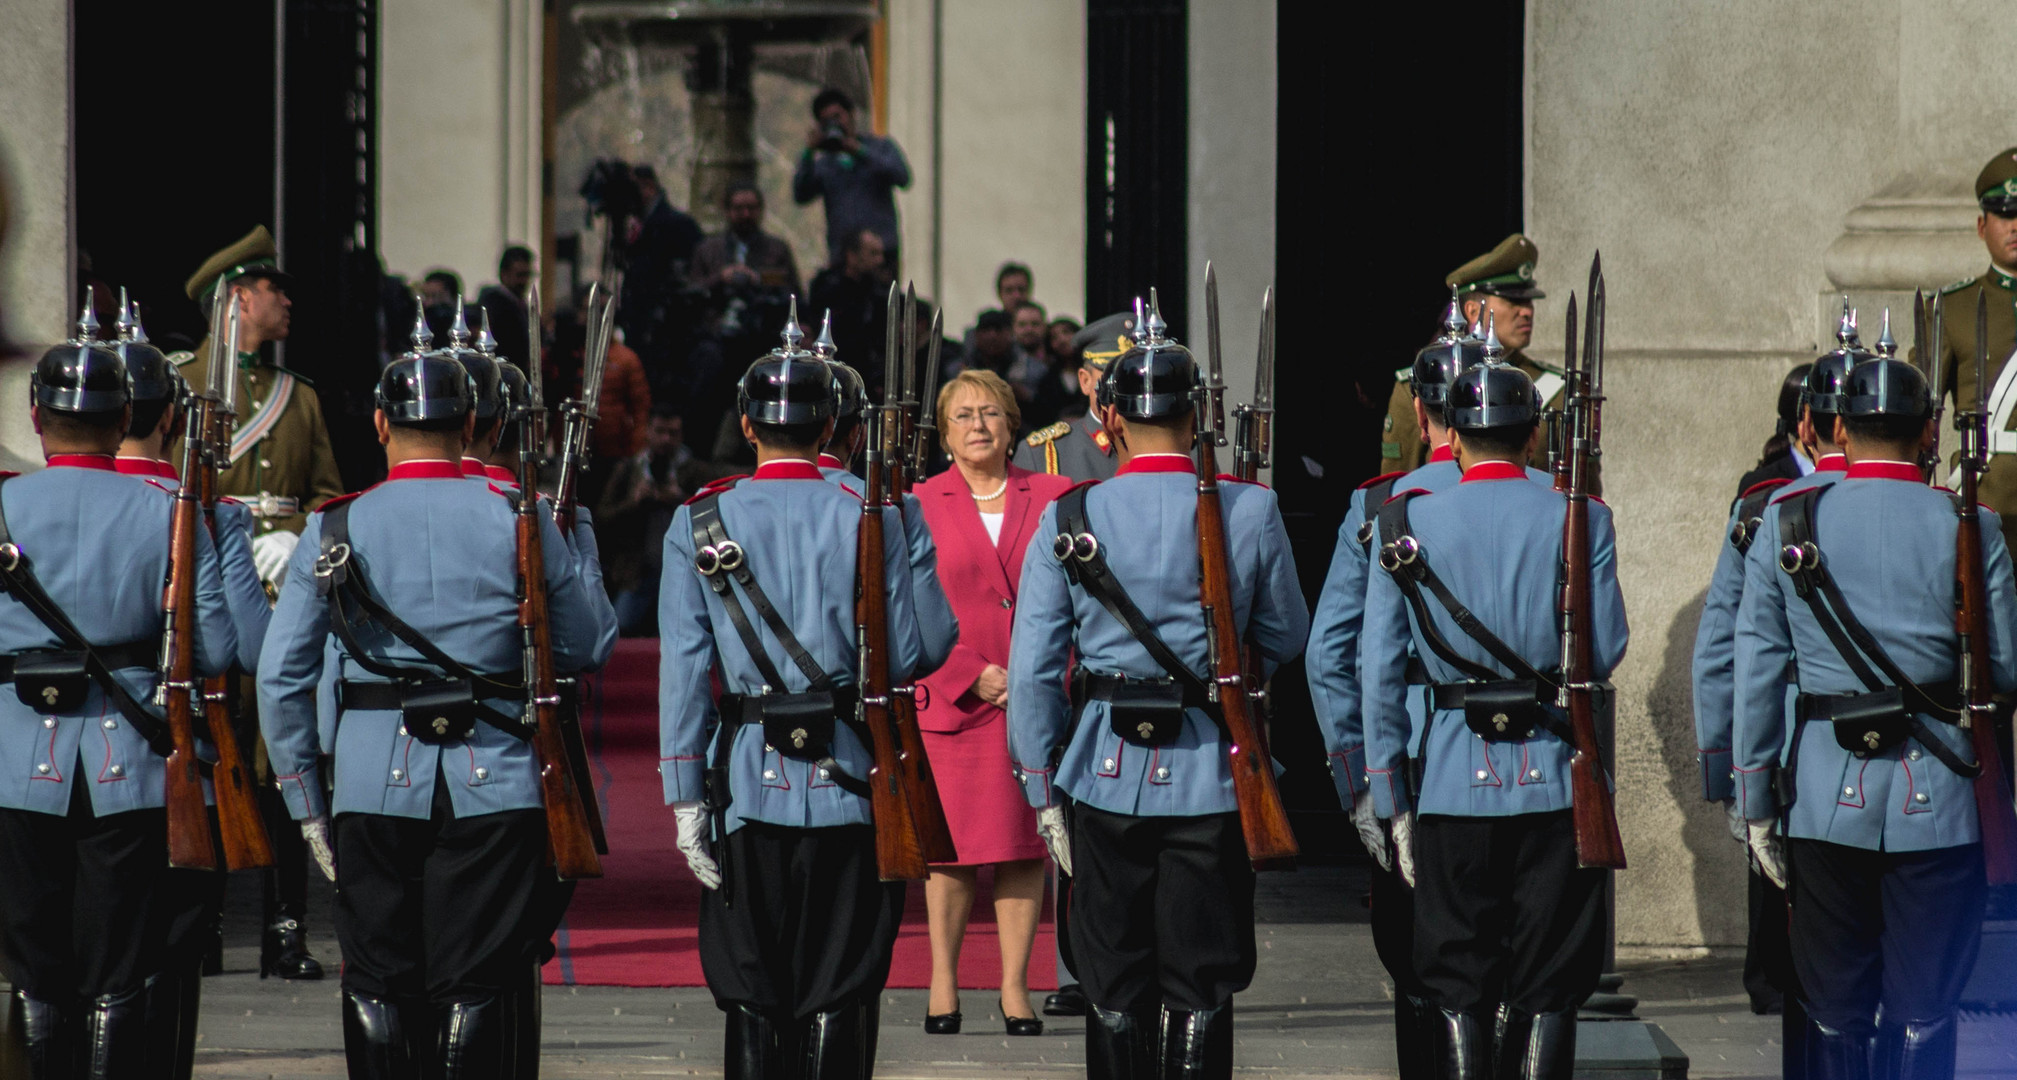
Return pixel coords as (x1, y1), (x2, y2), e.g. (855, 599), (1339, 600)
(517, 446), (603, 880)
(163, 447), (217, 871)
(1194, 439), (1297, 868)
(856, 431), (928, 881)
(1956, 428), (2017, 884)
(884, 441), (957, 864)
(191, 399), (274, 870)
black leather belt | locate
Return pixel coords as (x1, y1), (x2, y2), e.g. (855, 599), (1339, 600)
(1430, 680), (1556, 710)
(1798, 681), (1959, 723)
(338, 674), (523, 711)
(0, 640), (156, 682)
(1081, 672), (1210, 711)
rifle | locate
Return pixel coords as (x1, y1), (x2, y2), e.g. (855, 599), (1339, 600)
(1913, 290), (1946, 483)
(911, 308), (945, 479)
(516, 294), (604, 881)
(554, 286), (615, 529)
(1230, 286), (1274, 485)
(1957, 292), (2017, 884)
(1194, 269), (1298, 869)
(858, 282), (929, 881)
(1557, 256), (1628, 869)
(157, 299), (221, 871)
(882, 283), (957, 865)
(187, 290), (274, 870)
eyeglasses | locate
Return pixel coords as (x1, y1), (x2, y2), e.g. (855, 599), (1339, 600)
(949, 407), (1007, 427)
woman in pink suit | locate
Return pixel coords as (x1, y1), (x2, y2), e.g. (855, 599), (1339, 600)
(915, 369), (1074, 1036)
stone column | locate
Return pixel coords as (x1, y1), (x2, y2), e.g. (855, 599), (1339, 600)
(0, 0), (73, 471)
(1188, 0), (1275, 426)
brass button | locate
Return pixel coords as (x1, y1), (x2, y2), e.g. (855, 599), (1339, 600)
(108, 765), (123, 777)
(391, 769), (406, 781)
(35, 763), (50, 775)
(1475, 770), (1489, 780)
(1103, 758), (1116, 771)
(474, 767), (489, 780)
(1844, 786), (1856, 796)
(1155, 767), (1171, 780)
(1527, 769), (1542, 780)
(1914, 792), (1929, 804)
(102, 718), (116, 730)
(41, 717), (54, 729)
(762, 769), (778, 781)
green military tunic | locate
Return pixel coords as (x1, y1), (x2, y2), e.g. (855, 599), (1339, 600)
(1380, 349), (1567, 474)
(1924, 267), (2017, 543)
(170, 340), (344, 536)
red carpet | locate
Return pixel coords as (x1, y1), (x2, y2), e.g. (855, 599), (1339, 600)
(545, 639), (1058, 990)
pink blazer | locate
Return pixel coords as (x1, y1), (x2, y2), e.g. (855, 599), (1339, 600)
(915, 463), (1075, 733)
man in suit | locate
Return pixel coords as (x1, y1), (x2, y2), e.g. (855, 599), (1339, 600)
(0, 311), (236, 1075)
(258, 338), (614, 1077)
(1733, 353), (2012, 1079)
(1360, 359), (1628, 1079)
(1006, 302), (1309, 1077)
(1014, 312), (1135, 483)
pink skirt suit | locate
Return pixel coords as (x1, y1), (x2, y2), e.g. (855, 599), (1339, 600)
(915, 464), (1075, 865)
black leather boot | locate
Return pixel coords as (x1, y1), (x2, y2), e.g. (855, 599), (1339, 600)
(343, 991), (421, 1080)
(9, 990), (71, 1080)
(1157, 1004), (1234, 1079)
(1394, 994), (1438, 1080)
(81, 984), (146, 1080)
(261, 851), (323, 981)
(1491, 1004), (1531, 1079)
(260, 912), (324, 980)
(1874, 1012), (1958, 1080)
(1436, 1009), (1492, 1080)
(438, 996), (507, 1080)
(140, 968), (200, 1080)
(1087, 1005), (1154, 1080)
(1515, 1009), (1576, 1080)
(1784, 994), (1810, 1080)
(723, 1004), (787, 1080)
(800, 1003), (867, 1079)
(1806, 1017), (1873, 1080)
(507, 961), (542, 1080)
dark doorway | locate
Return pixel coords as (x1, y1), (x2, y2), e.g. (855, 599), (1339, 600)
(1268, 2), (1526, 843)
(1085, 0), (1187, 330)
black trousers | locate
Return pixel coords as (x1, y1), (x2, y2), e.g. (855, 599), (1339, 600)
(1745, 862), (1797, 1011)
(0, 782), (169, 1001)
(333, 778), (548, 1004)
(698, 822), (904, 1019)
(1787, 838), (1985, 1033)
(1068, 806), (1257, 1013)
(1412, 811), (1605, 1014)
(157, 808), (227, 971)
(1370, 861), (1431, 999)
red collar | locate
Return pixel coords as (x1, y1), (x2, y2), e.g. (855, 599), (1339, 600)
(114, 456), (178, 480)
(1116, 453), (1193, 476)
(1461, 461), (1528, 483)
(485, 465), (517, 484)
(386, 460), (467, 482)
(817, 453), (845, 470)
(460, 457), (488, 477)
(1844, 460), (1923, 482)
(1428, 444), (1455, 463)
(45, 454), (116, 472)
(753, 459), (824, 481)
(1815, 454), (1847, 472)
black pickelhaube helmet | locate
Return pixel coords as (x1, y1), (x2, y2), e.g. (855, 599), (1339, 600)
(495, 359), (531, 427)
(1841, 310), (1932, 420)
(376, 305), (474, 425)
(33, 292), (131, 415)
(1446, 316), (1541, 432)
(113, 293), (181, 408)
(1803, 299), (1876, 418)
(738, 299), (835, 425)
(1411, 288), (1488, 410)
(443, 298), (503, 422)
(811, 309), (869, 418)
(1096, 290), (1199, 421)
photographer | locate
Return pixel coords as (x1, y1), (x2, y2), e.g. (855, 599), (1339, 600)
(792, 87), (911, 269)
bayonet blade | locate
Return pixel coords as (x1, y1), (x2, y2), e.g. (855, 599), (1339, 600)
(1930, 291), (1946, 419)
(1255, 285), (1275, 409)
(901, 283), (918, 406)
(1563, 293), (1579, 384)
(220, 296), (242, 415)
(1977, 291), (1989, 422)
(1204, 263), (1226, 444)
(526, 278), (544, 408)
(882, 282), (901, 407)
(1588, 254), (1606, 396)
(582, 293), (615, 417)
(923, 309), (944, 407)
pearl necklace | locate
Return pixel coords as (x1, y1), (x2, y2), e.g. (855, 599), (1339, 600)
(970, 478), (1008, 501)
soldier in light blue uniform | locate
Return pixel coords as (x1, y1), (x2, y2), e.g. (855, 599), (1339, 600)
(1360, 360), (1627, 1080)
(1308, 301), (1549, 1080)
(1732, 355), (2013, 1080)
(1690, 321), (1862, 1073)
(1005, 302), (1308, 1079)
(0, 314), (236, 1078)
(258, 340), (613, 1078)
(660, 330), (947, 1080)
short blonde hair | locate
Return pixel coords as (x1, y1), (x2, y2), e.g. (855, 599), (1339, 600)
(936, 369), (1022, 453)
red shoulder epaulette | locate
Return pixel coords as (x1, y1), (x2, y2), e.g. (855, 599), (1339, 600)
(485, 482), (514, 499)
(142, 478), (171, 493)
(1740, 477), (1791, 499)
(1062, 478), (1101, 498)
(0, 471), (20, 481)
(1383, 486), (1433, 506)
(315, 487), (372, 513)
(683, 474), (746, 506)
(217, 494), (243, 506)
(1216, 473), (1267, 489)
(1356, 469), (1406, 492)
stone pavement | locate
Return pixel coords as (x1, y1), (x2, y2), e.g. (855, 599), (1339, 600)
(71, 864), (2017, 1076)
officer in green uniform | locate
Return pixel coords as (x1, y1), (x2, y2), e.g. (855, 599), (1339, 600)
(170, 225), (344, 984)
(1382, 235), (1565, 476)
(1013, 311), (1136, 482)
(1924, 147), (2017, 545)
(170, 226), (345, 592)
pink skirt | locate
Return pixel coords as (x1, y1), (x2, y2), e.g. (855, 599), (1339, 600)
(922, 710), (1045, 866)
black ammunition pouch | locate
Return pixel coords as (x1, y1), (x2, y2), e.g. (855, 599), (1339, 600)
(1799, 681), (1964, 760)
(1433, 678), (1558, 743)
(1089, 675), (1191, 748)
(12, 650), (88, 714)
(336, 676), (530, 745)
(759, 690), (842, 762)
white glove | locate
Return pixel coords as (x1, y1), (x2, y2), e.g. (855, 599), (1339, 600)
(1747, 819), (1787, 890)
(1352, 790), (1391, 872)
(301, 816), (337, 883)
(1723, 798), (1746, 844)
(1391, 810), (1418, 888)
(251, 530), (300, 591)
(1037, 805), (1072, 877)
(673, 801), (722, 890)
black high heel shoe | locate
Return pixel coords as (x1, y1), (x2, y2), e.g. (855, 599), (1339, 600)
(1000, 997), (1044, 1037)
(924, 1001), (962, 1035)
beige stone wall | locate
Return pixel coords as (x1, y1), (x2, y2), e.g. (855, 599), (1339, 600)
(1188, 0), (1274, 426)
(0, 0), (72, 348)
(1529, 0), (2017, 945)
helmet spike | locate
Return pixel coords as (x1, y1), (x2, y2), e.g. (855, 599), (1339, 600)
(1837, 296), (1854, 344)
(1876, 308), (1896, 358)
(126, 300), (150, 344)
(1482, 311), (1504, 364)
(73, 289), (99, 344)
(1439, 286), (1466, 340)
(1145, 288), (1166, 342)
(475, 307), (497, 356)
(813, 310), (836, 360)
(409, 295), (433, 353)
(1131, 296), (1148, 343)
(114, 287), (132, 341)
(450, 296), (470, 347)
(780, 296), (804, 352)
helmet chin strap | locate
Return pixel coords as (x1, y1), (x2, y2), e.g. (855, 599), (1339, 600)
(1099, 404), (1129, 457)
